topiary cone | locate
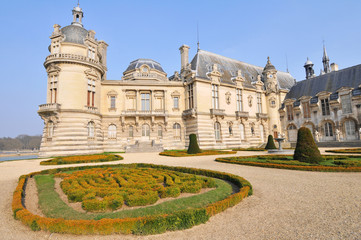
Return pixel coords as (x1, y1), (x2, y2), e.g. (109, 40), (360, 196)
(187, 134), (202, 154)
(265, 135), (277, 149)
(293, 127), (323, 164)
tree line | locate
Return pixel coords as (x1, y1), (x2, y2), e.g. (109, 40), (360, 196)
(0, 135), (42, 151)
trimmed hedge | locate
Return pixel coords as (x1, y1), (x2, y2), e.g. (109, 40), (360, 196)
(294, 127), (323, 164)
(187, 134), (202, 154)
(12, 163), (252, 235)
(160, 150), (236, 157)
(40, 154), (123, 165)
(265, 135), (277, 150)
(326, 148), (361, 154)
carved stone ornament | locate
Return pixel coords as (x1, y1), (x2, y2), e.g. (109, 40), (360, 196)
(47, 64), (61, 74)
(225, 92), (231, 105)
(266, 81), (278, 94)
(248, 95), (253, 107)
(84, 68), (100, 79)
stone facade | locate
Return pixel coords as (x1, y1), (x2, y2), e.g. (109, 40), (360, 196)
(38, 5), (295, 157)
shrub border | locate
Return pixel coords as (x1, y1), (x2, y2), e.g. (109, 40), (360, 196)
(215, 155), (361, 172)
(40, 154), (123, 165)
(325, 148), (361, 154)
(12, 163), (252, 235)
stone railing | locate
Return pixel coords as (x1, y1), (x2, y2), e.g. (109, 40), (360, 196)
(182, 108), (196, 119)
(210, 108), (225, 118)
(45, 53), (105, 73)
(38, 103), (60, 113)
(235, 111), (249, 119)
(256, 113), (268, 119)
(121, 110), (168, 117)
(84, 106), (99, 114)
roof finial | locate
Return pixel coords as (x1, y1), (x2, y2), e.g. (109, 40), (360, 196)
(267, 56), (270, 64)
(197, 22), (200, 52)
(285, 53), (289, 73)
(78, 0), (80, 6)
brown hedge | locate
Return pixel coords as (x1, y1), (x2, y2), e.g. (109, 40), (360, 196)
(12, 163), (252, 235)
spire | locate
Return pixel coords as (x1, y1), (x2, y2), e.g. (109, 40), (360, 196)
(322, 42), (330, 73)
(72, 2), (84, 27)
(197, 22), (200, 52)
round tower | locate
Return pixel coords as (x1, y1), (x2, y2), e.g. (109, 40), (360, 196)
(38, 4), (108, 157)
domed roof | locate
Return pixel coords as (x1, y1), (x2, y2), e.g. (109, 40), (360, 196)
(125, 59), (165, 73)
(304, 57), (313, 66)
(263, 56), (275, 71)
(61, 25), (88, 45)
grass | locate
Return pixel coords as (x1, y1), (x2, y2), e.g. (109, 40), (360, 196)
(215, 155), (361, 172)
(325, 148), (361, 154)
(40, 153), (123, 165)
(159, 150), (236, 157)
(35, 174), (233, 220)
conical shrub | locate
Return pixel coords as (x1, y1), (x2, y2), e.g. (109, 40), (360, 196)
(187, 134), (202, 154)
(293, 127), (323, 164)
(265, 135), (277, 149)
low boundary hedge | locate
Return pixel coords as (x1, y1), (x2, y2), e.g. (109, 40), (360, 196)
(215, 155), (361, 172)
(12, 163), (252, 235)
(159, 150), (236, 157)
(325, 148), (361, 154)
(40, 154), (123, 165)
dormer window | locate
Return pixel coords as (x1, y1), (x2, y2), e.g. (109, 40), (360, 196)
(321, 98), (330, 116)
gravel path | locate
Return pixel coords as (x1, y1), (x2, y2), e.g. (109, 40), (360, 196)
(1, 149), (360, 240)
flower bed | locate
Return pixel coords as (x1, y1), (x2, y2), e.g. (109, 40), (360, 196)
(40, 154), (123, 165)
(159, 150), (236, 157)
(215, 155), (361, 172)
(13, 163), (252, 235)
(325, 148), (361, 154)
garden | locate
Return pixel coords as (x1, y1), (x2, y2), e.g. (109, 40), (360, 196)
(40, 154), (123, 165)
(13, 163), (252, 235)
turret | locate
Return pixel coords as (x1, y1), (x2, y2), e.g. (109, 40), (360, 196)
(262, 57), (278, 94)
(304, 58), (315, 79)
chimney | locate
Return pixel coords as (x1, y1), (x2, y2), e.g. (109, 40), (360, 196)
(330, 63), (338, 72)
(179, 45), (190, 71)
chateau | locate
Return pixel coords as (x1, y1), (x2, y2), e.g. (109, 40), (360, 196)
(38, 5), (360, 157)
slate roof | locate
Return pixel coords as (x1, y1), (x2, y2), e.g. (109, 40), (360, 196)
(285, 64), (361, 100)
(190, 50), (295, 90)
(61, 25), (88, 45)
(125, 59), (165, 73)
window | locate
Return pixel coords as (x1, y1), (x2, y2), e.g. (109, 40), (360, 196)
(108, 124), (117, 139)
(239, 124), (245, 140)
(286, 105), (294, 121)
(110, 96), (116, 109)
(187, 83), (194, 109)
(345, 120), (355, 136)
(47, 121), (54, 138)
(141, 93), (150, 111)
(257, 93), (262, 113)
(129, 126), (134, 138)
(88, 47), (95, 59)
(158, 125), (163, 137)
(236, 89), (243, 111)
(341, 95), (352, 114)
(87, 122), (95, 138)
(173, 123), (181, 139)
(212, 84), (219, 109)
(87, 79), (96, 107)
(214, 122), (221, 141)
(228, 125), (233, 136)
(173, 97), (179, 109)
(142, 124), (150, 137)
(49, 75), (58, 103)
(321, 98), (330, 116)
(302, 102), (311, 118)
(324, 122), (333, 137)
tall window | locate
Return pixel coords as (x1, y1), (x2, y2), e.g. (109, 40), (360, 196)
(173, 123), (181, 140)
(257, 93), (262, 113)
(236, 89), (243, 111)
(110, 96), (116, 109)
(142, 124), (150, 137)
(341, 95), (352, 114)
(321, 98), (330, 116)
(88, 47), (95, 59)
(187, 83), (194, 109)
(158, 125), (163, 137)
(214, 122), (221, 141)
(286, 105), (294, 121)
(129, 126), (134, 138)
(87, 79), (96, 107)
(212, 85), (219, 109)
(345, 120), (355, 137)
(49, 75), (58, 103)
(87, 121), (95, 138)
(141, 93), (150, 111)
(239, 124), (245, 140)
(108, 124), (117, 139)
(47, 121), (54, 138)
(173, 97), (179, 109)
(302, 102), (311, 118)
(324, 122), (333, 137)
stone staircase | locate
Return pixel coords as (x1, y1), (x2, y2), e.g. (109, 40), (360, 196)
(316, 141), (361, 148)
(125, 140), (163, 153)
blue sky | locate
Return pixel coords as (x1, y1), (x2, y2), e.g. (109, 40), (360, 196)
(0, 0), (361, 137)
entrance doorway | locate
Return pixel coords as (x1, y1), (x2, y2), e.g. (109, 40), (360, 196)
(141, 124), (150, 141)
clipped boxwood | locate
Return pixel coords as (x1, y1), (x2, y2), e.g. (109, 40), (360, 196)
(294, 127), (323, 164)
(12, 163), (252, 235)
(187, 134), (202, 154)
(265, 135), (277, 150)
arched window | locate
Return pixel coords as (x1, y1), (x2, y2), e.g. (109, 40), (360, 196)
(239, 124), (245, 140)
(47, 121), (54, 138)
(129, 126), (134, 138)
(173, 123), (181, 140)
(158, 125), (163, 137)
(87, 121), (95, 138)
(214, 122), (221, 141)
(108, 124), (116, 139)
(324, 122), (333, 137)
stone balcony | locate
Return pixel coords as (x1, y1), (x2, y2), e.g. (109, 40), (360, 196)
(182, 108), (196, 119)
(256, 113), (269, 119)
(235, 111), (249, 119)
(84, 106), (99, 114)
(121, 110), (168, 117)
(38, 103), (60, 113)
(210, 108), (225, 118)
